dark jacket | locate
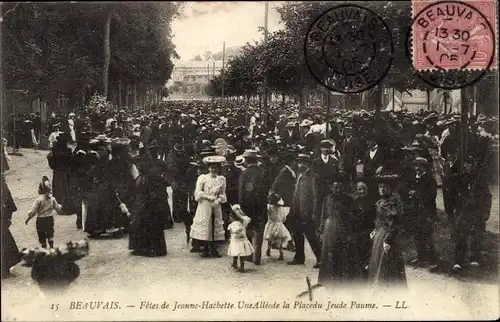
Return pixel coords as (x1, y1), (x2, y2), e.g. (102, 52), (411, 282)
(281, 129), (301, 145)
(238, 164), (269, 226)
(292, 167), (322, 223)
(340, 136), (360, 171)
(362, 145), (391, 178)
(223, 163), (242, 205)
(312, 155), (339, 187)
(408, 172), (438, 220)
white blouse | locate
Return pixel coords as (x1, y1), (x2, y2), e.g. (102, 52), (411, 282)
(194, 174), (227, 204)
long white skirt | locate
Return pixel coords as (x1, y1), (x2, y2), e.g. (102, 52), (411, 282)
(190, 200), (225, 241)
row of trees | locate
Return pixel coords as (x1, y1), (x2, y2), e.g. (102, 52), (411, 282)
(1, 2), (181, 114)
(207, 1), (497, 115)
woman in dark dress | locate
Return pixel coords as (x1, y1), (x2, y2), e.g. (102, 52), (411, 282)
(85, 138), (114, 236)
(368, 174), (407, 289)
(1, 175), (21, 278)
(352, 181), (376, 277)
(128, 149), (168, 257)
(318, 178), (367, 287)
(47, 133), (72, 210)
(108, 138), (139, 235)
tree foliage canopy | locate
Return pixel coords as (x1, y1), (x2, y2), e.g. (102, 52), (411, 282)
(1, 2), (181, 105)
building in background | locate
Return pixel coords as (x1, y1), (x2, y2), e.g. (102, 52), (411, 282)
(383, 88), (462, 114)
(167, 60), (224, 100)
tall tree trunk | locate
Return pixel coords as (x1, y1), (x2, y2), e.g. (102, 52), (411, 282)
(110, 84), (116, 106)
(125, 84), (129, 110)
(118, 80), (122, 109)
(140, 84), (144, 109)
(102, 12), (112, 98)
(133, 83), (137, 109)
(282, 92), (286, 109)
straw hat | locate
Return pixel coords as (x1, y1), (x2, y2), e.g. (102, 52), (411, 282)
(203, 155), (226, 164)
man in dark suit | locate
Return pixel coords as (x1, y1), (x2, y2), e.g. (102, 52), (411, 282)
(362, 133), (390, 198)
(266, 147), (283, 186)
(312, 140), (339, 204)
(288, 154), (322, 268)
(271, 151), (298, 250)
(238, 150), (270, 265)
(222, 150), (241, 240)
(171, 143), (190, 223)
(407, 157), (438, 272)
(339, 126), (360, 183)
(271, 152), (297, 207)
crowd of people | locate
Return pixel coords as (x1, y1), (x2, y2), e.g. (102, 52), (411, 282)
(1, 99), (497, 290)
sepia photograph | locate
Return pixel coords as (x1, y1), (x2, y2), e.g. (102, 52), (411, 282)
(1, 1), (498, 320)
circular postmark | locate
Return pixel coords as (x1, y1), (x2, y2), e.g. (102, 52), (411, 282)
(406, 1), (496, 89)
(304, 4), (394, 94)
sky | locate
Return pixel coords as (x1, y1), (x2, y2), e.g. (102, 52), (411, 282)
(171, 2), (284, 61)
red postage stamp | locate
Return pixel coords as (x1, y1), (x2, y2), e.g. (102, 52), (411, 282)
(411, 0), (498, 71)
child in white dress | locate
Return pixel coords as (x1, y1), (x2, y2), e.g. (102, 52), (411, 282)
(227, 205), (254, 273)
(263, 192), (292, 260)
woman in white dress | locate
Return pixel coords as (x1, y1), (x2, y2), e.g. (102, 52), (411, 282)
(190, 156), (227, 258)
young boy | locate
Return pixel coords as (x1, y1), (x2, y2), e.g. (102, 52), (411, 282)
(25, 176), (64, 249)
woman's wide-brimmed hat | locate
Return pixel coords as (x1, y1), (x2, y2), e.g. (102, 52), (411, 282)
(413, 157), (428, 166)
(95, 134), (111, 143)
(111, 137), (131, 147)
(203, 155), (226, 165)
(243, 149), (259, 159)
(300, 119), (313, 127)
(319, 139), (333, 148)
(374, 174), (401, 186)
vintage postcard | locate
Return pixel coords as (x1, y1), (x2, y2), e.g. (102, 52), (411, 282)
(1, 1), (498, 321)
